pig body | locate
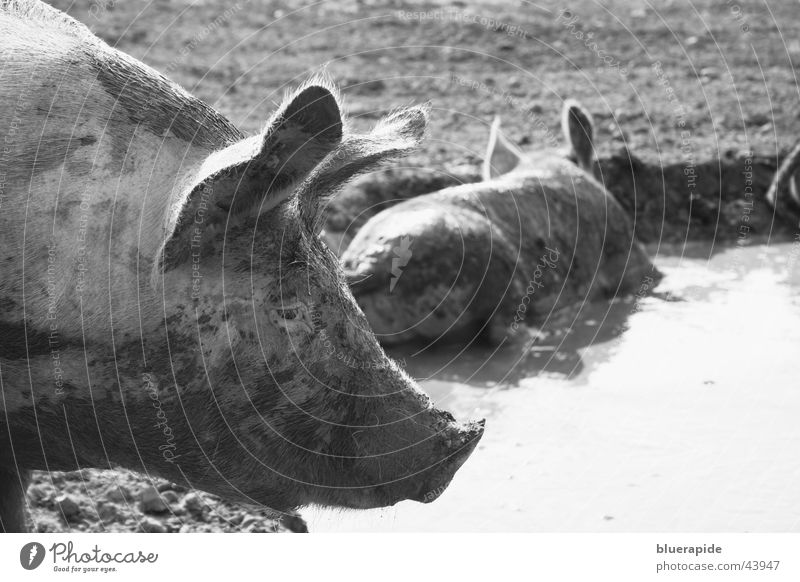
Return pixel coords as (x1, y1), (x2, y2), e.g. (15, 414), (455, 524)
(342, 102), (659, 345)
(0, 0), (482, 532)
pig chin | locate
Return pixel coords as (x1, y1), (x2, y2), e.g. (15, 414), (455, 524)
(327, 418), (485, 510)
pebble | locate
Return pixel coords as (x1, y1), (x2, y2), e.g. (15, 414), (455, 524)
(182, 492), (206, 518)
(105, 484), (131, 504)
(97, 502), (120, 522)
(55, 494), (81, 519)
(139, 485), (169, 514)
(161, 490), (180, 504)
(27, 484), (50, 504)
(138, 517), (166, 533)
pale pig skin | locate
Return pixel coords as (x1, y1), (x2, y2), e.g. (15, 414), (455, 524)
(342, 102), (659, 345)
(0, 0), (483, 532)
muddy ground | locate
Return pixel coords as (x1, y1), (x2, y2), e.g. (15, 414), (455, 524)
(24, 0), (800, 532)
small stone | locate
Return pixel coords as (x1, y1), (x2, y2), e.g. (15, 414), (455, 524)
(161, 490), (180, 504)
(55, 494), (81, 519)
(138, 517), (166, 533)
(27, 484), (50, 505)
(97, 503), (120, 523)
(182, 492), (206, 520)
(139, 485), (169, 514)
(105, 484), (131, 504)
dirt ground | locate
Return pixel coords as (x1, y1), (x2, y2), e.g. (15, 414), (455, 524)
(50, 0), (800, 163)
(26, 0), (800, 532)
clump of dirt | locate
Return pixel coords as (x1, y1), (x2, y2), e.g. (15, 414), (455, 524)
(26, 470), (306, 533)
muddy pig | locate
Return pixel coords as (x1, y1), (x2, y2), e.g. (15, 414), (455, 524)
(0, 0), (484, 532)
(341, 101), (659, 345)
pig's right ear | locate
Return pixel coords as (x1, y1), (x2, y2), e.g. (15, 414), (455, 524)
(562, 99), (595, 172)
(160, 84), (342, 267)
(766, 141), (800, 223)
(294, 104), (429, 232)
(482, 116), (523, 181)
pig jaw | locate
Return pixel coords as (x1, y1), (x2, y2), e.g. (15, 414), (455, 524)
(298, 364), (486, 510)
(345, 417), (485, 509)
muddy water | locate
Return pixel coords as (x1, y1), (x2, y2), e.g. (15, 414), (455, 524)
(309, 241), (800, 532)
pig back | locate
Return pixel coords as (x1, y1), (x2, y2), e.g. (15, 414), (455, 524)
(426, 165), (648, 303)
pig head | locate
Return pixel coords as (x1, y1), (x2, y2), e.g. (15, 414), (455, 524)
(0, 69), (483, 524)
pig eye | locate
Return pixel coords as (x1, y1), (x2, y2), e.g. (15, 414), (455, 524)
(268, 301), (314, 335)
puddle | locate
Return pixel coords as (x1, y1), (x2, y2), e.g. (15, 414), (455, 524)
(308, 241), (800, 531)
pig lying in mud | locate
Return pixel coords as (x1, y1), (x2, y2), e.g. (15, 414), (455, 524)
(0, 0), (483, 532)
(342, 102), (659, 345)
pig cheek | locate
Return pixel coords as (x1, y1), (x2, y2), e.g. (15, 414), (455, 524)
(248, 310), (306, 365)
(239, 379), (356, 487)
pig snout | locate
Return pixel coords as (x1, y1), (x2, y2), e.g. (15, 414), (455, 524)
(353, 415), (485, 509)
(409, 418), (485, 504)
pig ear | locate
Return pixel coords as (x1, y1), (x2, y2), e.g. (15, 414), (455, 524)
(766, 141), (800, 222)
(562, 99), (595, 172)
(160, 83), (343, 267)
(295, 105), (429, 229)
(482, 116), (523, 181)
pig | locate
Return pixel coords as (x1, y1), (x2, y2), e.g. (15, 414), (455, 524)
(0, 0), (483, 532)
(341, 101), (659, 345)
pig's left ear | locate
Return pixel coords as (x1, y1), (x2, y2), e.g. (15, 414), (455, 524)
(482, 116), (524, 181)
(160, 83), (342, 267)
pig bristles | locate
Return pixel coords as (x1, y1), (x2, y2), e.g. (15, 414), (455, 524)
(1, 0), (95, 40)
